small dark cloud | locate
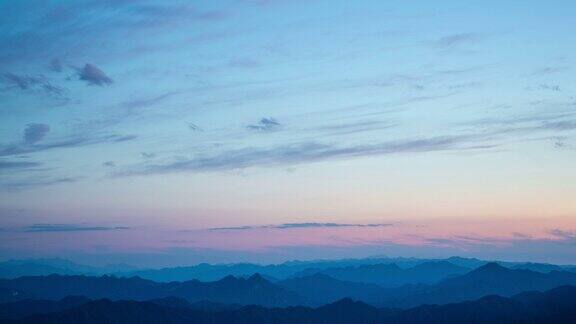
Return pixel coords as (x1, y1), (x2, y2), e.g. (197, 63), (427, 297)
(538, 84), (562, 92)
(102, 161), (116, 167)
(448, 81), (483, 90)
(122, 92), (178, 109)
(23, 224), (130, 233)
(0, 160), (41, 170)
(512, 232), (533, 239)
(78, 63), (113, 86)
(24, 123), (50, 145)
(229, 58), (260, 68)
(141, 152), (157, 159)
(50, 58), (63, 72)
(247, 117), (282, 132)
(209, 222), (395, 231)
(113, 134), (138, 142)
(434, 33), (483, 48)
(187, 123), (203, 131)
(554, 141), (566, 149)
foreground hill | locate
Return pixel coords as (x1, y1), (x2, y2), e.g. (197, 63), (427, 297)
(0, 296), (90, 320)
(7, 286), (576, 323)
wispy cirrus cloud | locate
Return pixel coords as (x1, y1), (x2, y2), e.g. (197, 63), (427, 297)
(122, 91), (179, 109)
(0, 1), (232, 69)
(0, 132), (138, 157)
(115, 134), (495, 176)
(23, 223), (130, 233)
(0, 160), (41, 170)
(548, 229), (576, 241)
(1, 72), (65, 96)
(313, 120), (397, 136)
(531, 66), (570, 76)
(0, 177), (78, 191)
(433, 33), (484, 48)
(466, 111), (576, 138)
(209, 222), (396, 231)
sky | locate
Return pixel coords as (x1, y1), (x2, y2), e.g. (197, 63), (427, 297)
(0, 0), (575, 267)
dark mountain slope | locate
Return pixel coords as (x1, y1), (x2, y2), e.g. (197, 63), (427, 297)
(387, 262), (576, 308)
(293, 261), (469, 287)
(279, 273), (388, 305)
(12, 286), (576, 324)
(18, 299), (197, 324)
(0, 296), (90, 320)
(390, 285), (576, 324)
(0, 274), (301, 307)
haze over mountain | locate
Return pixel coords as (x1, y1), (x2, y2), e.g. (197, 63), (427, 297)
(0, 259), (138, 279)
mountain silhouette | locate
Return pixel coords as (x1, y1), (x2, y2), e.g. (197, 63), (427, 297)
(292, 261), (469, 287)
(4, 263), (576, 310)
(0, 259), (137, 279)
(279, 273), (388, 305)
(0, 295), (90, 320)
(386, 262), (576, 307)
(0, 273), (301, 307)
(11, 285), (576, 323)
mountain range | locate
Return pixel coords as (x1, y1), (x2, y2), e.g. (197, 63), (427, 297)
(291, 261), (469, 287)
(3, 256), (575, 284)
(2, 262), (576, 309)
(3, 285), (576, 323)
(0, 274), (300, 307)
(0, 259), (138, 279)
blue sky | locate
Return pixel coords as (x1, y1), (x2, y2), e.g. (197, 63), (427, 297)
(0, 0), (575, 266)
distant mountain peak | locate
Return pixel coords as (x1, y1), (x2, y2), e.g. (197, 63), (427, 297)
(309, 273), (336, 280)
(219, 275), (238, 283)
(474, 262), (508, 273)
(330, 297), (355, 306)
(247, 273), (266, 282)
